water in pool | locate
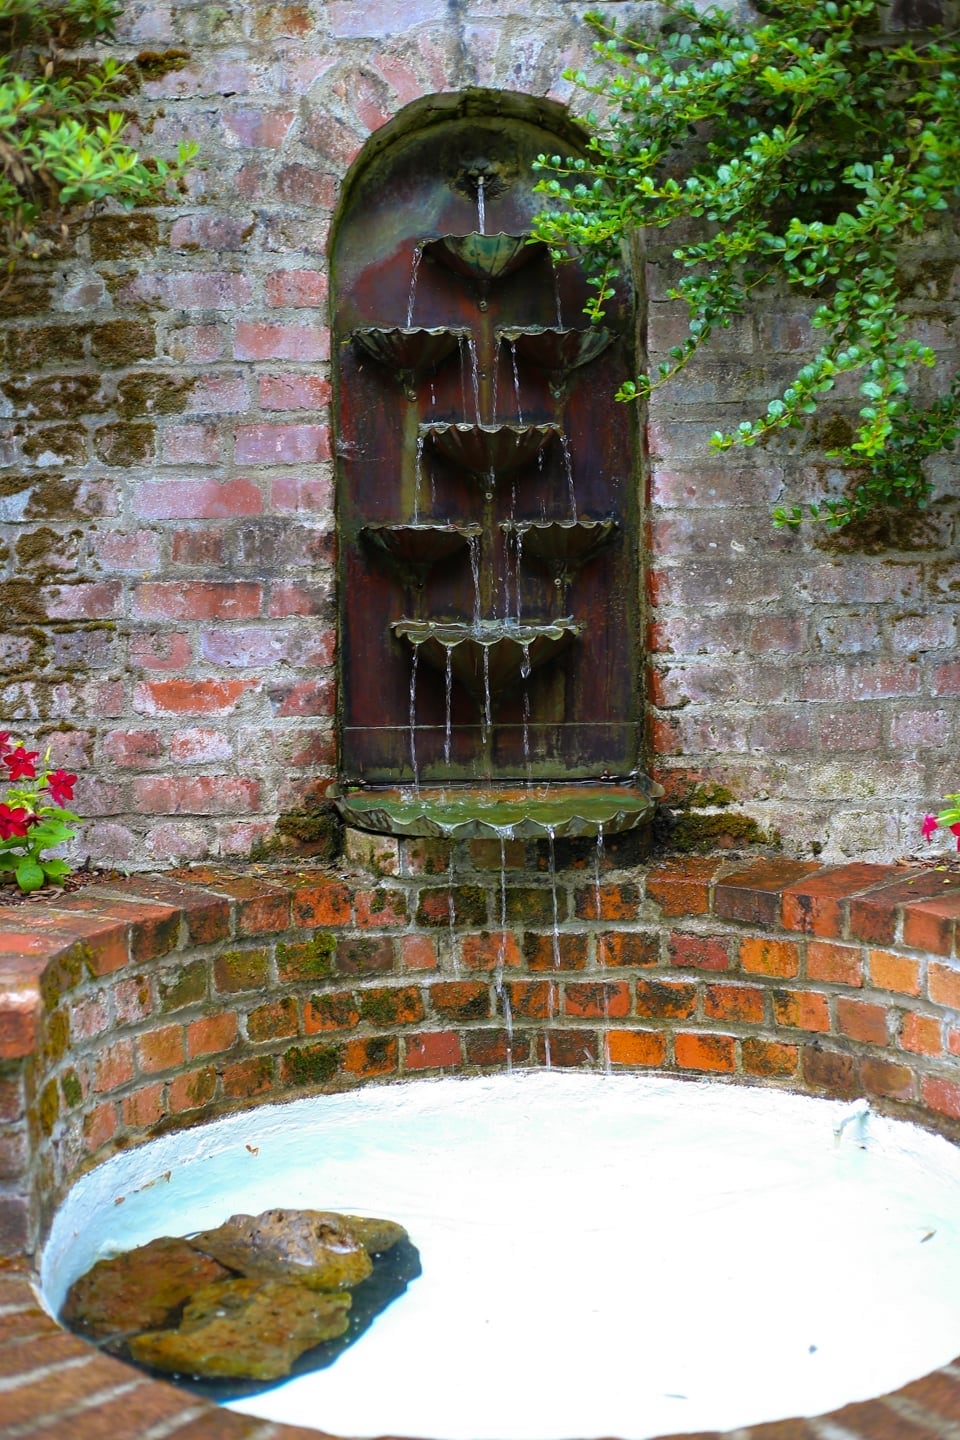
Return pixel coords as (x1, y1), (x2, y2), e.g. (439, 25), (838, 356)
(42, 1072), (960, 1439)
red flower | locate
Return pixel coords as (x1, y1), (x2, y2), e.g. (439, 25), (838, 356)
(951, 823), (960, 853)
(922, 813), (940, 841)
(4, 747), (38, 781)
(45, 769), (77, 806)
(0, 804), (34, 840)
(0, 732), (11, 758)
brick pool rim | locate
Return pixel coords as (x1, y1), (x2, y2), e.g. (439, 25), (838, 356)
(6, 844), (960, 1440)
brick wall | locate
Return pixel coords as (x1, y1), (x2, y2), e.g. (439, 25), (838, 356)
(0, 0), (958, 869)
(6, 848), (960, 1437)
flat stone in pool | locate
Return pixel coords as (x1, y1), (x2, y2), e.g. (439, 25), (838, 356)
(41, 1073), (960, 1440)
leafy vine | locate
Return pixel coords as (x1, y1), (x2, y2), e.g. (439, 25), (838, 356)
(532, 0), (960, 529)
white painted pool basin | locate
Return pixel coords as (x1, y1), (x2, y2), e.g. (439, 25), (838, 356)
(41, 1072), (960, 1440)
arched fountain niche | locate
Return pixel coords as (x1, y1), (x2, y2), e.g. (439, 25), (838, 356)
(331, 91), (661, 842)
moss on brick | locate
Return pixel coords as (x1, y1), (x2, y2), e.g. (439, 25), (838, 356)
(282, 1042), (339, 1086)
(416, 885), (488, 928)
(214, 948), (269, 992)
(158, 959), (207, 1011)
(40, 948), (84, 1007)
(38, 1078), (59, 1136)
(61, 1068), (83, 1108)
(134, 48), (190, 79)
(2, 373), (103, 419)
(89, 320), (156, 365)
(670, 811), (772, 853)
(93, 422), (155, 466)
(88, 213), (160, 260)
(21, 425), (87, 464)
(44, 1009), (70, 1064)
(116, 372), (192, 418)
(276, 932), (335, 982)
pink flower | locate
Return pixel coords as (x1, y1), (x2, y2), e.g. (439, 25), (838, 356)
(0, 804), (34, 840)
(951, 823), (960, 852)
(922, 813), (939, 841)
(45, 769), (77, 806)
(4, 747), (38, 781)
(0, 732), (11, 758)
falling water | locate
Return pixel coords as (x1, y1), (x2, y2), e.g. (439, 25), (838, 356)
(407, 244), (423, 327)
(552, 257), (563, 326)
(561, 432), (577, 521)
(509, 341), (524, 425)
(413, 432), (425, 522)
(521, 641), (532, 772)
(459, 335), (470, 420)
(515, 532), (524, 623)
(468, 337), (482, 425)
(409, 643), (420, 789)
(468, 533), (481, 630)
(594, 823), (604, 919)
(482, 644), (492, 742)
(544, 826), (559, 1068)
(477, 174), (486, 235)
(444, 646), (453, 766)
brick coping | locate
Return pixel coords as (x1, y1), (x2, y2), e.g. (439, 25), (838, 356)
(4, 851), (960, 1439)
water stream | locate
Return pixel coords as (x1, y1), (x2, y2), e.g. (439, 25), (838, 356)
(510, 340), (524, 424)
(408, 643), (419, 789)
(444, 647), (453, 766)
(406, 244), (423, 327)
(476, 174), (485, 235)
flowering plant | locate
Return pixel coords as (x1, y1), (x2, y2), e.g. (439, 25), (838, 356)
(0, 734), (78, 892)
(922, 798), (960, 852)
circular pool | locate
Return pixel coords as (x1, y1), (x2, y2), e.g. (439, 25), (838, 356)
(41, 1072), (960, 1440)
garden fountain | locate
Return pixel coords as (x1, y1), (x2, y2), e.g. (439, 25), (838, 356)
(330, 116), (660, 841)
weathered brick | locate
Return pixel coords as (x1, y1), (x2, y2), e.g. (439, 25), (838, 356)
(675, 1031), (736, 1073)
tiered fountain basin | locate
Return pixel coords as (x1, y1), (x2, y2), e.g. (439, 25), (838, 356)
(8, 849), (960, 1440)
(392, 616), (578, 701)
(332, 782), (656, 840)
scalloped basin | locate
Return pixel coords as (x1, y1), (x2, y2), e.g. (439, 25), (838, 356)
(423, 233), (547, 284)
(361, 524), (481, 573)
(423, 422), (558, 480)
(352, 327), (468, 381)
(503, 518), (618, 571)
(333, 782), (658, 839)
(498, 326), (612, 374)
(393, 617), (577, 701)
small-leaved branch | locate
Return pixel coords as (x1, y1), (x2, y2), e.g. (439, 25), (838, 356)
(532, 0), (960, 529)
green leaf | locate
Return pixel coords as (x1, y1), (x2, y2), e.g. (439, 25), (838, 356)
(15, 857), (45, 892)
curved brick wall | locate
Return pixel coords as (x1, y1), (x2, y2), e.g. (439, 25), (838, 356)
(5, 846), (960, 1439)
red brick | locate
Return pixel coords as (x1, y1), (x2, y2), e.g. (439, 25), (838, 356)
(849, 869), (960, 945)
(404, 1031), (462, 1070)
(563, 981), (631, 1019)
(235, 422), (331, 465)
(132, 775), (260, 814)
(573, 882), (639, 921)
(506, 979), (554, 1019)
(780, 863), (894, 938)
(61, 895), (180, 963)
(703, 983), (765, 1024)
(129, 632), (192, 670)
(168, 1066), (217, 1114)
(191, 876), (290, 934)
(535, 1029), (598, 1067)
(136, 478), (263, 519)
(121, 1082), (165, 1128)
(667, 931), (730, 971)
(134, 678), (258, 715)
(402, 934), (438, 970)
(806, 939), (863, 987)
(247, 997), (298, 1041)
(222, 1055), (274, 1099)
(136, 1023), (185, 1073)
(802, 1045), (859, 1098)
(525, 932), (589, 970)
(265, 269), (328, 306)
(342, 1035), (398, 1078)
(336, 936), (395, 977)
(867, 949), (921, 996)
(292, 878), (352, 927)
(922, 1075), (960, 1122)
(675, 1032), (736, 1073)
(607, 1029), (666, 1068)
(714, 858), (821, 926)
(860, 1056), (916, 1101)
(902, 890), (960, 956)
(259, 374), (332, 410)
(635, 979), (697, 1020)
(0, 989), (41, 1060)
(187, 1012), (238, 1057)
(133, 581), (262, 621)
(464, 1029), (528, 1067)
(234, 322), (330, 361)
(428, 980), (490, 1021)
(897, 1370), (960, 1423)
(742, 1037), (798, 1077)
(459, 933), (521, 971)
(94, 1039), (135, 1093)
(928, 962), (960, 1008)
(359, 986), (424, 1026)
(772, 989), (831, 1033)
(740, 936), (800, 978)
(83, 1101), (118, 1153)
(900, 1011), (943, 1056)
(646, 858), (721, 916)
(837, 998), (888, 1045)
(303, 991), (360, 1033)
